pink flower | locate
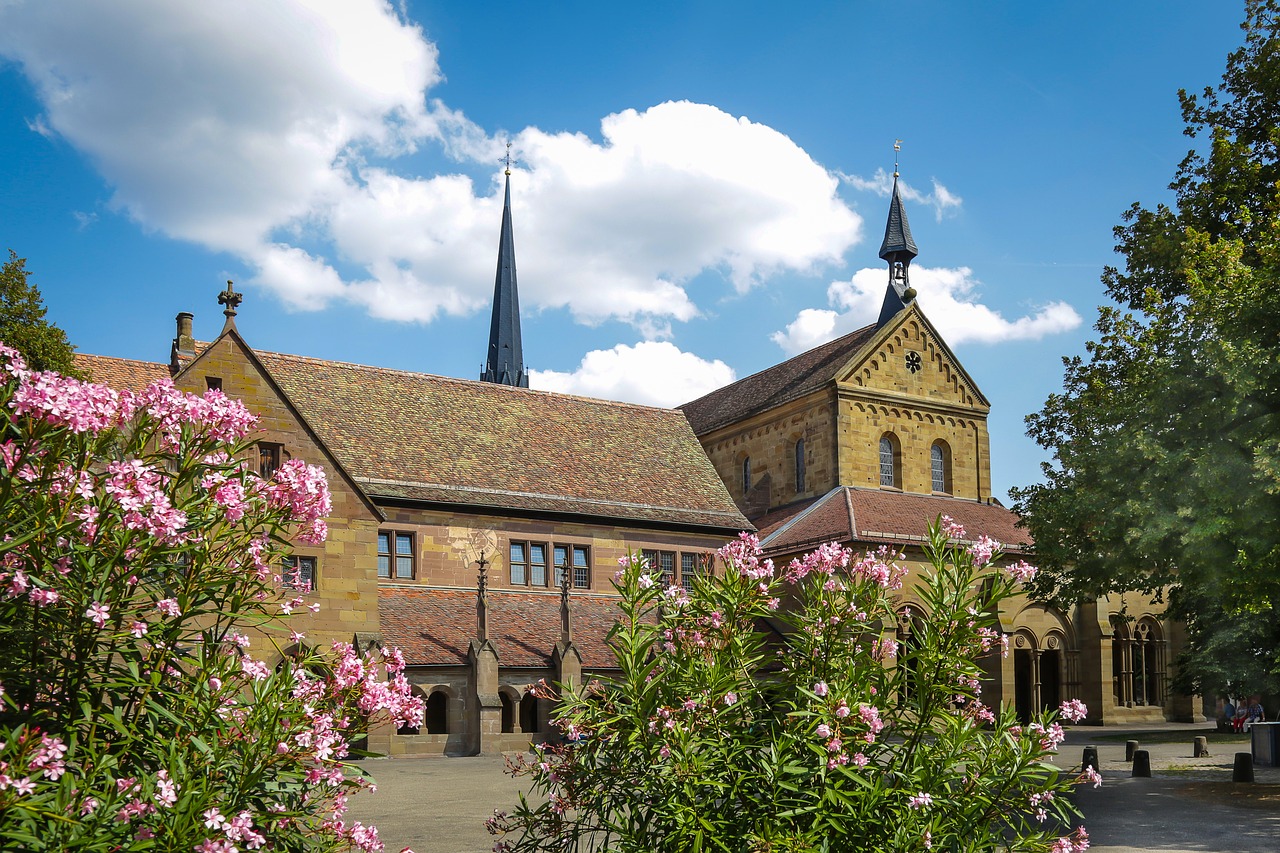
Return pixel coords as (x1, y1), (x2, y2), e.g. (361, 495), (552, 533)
(852, 752), (868, 767)
(156, 598), (181, 618)
(940, 514), (966, 539)
(816, 724), (832, 738)
(908, 792), (932, 810)
(723, 692), (737, 706)
(85, 602), (110, 629)
(203, 808), (226, 830)
(1006, 560), (1038, 584)
(130, 621), (148, 639)
(1059, 699), (1088, 723)
(813, 681), (829, 697)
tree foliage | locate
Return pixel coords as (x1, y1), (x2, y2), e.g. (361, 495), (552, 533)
(491, 527), (1094, 853)
(0, 251), (78, 376)
(1012, 0), (1280, 696)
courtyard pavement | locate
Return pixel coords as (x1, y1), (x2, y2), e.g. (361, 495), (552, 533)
(347, 723), (1280, 853)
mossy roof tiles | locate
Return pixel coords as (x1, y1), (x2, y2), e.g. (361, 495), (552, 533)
(75, 353), (171, 392)
(679, 324), (877, 435)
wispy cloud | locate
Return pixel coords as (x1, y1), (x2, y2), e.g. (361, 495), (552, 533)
(771, 265), (1082, 355)
(838, 168), (963, 222)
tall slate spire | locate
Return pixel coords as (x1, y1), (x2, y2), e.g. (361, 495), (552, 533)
(481, 155), (528, 387)
(875, 148), (919, 328)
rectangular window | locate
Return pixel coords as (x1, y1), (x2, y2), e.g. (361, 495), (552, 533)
(282, 555), (316, 591)
(509, 542), (528, 585)
(681, 553), (706, 592)
(572, 546), (590, 589)
(529, 543), (547, 587)
(378, 532), (414, 579)
(260, 442), (284, 478)
(553, 545), (569, 587)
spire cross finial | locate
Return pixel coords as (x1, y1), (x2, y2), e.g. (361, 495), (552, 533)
(502, 141), (515, 176)
(893, 139), (902, 179)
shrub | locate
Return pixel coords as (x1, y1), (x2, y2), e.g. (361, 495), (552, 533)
(0, 344), (422, 852)
(491, 522), (1094, 853)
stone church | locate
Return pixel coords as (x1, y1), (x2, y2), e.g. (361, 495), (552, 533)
(680, 171), (1199, 725)
(76, 163), (1199, 755)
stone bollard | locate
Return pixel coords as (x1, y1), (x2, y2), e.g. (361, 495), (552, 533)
(1082, 746), (1100, 772)
(1126, 739), (1140, 761)
(1233, 752), (1255, 783)
(1132, 749), (1152, 777)
(1193, 736), (1209, 757)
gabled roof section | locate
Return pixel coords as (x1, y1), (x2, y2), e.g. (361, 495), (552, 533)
(379, 588), (628, 668)
(761, 486), (1029, 557)
(75, 353), (171, 391)
(255, 351), (747, 530)
(680, 324), (878, 436)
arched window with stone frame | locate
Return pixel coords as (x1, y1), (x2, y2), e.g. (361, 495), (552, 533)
(879, 433), (902, 489)
(424, 689), (449, 734)
(930, 440), (952, 494)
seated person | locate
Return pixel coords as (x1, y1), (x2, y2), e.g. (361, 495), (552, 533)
(1245, 696), (1266, 728)
(1220, 700), (1237, 732)
(1232, 703), (1250, 732)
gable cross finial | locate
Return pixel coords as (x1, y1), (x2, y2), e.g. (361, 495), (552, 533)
(893, 139), (902, 179)
(218, 280), (243, 331)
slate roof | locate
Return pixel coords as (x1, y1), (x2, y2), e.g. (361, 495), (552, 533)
(878, 176), (919, 260)
(761, 487), (1030, 556)
(679, 324), (878, 436)
(378, 587), (628, 668)
(75, 353), (171, 392)
(253, 351), (746, 529)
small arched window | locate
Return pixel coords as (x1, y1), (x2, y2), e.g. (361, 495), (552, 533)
(879, 434), (900, 489)
(930, 441), (951, 494)
(742, 456), (752, 493)
(794, 439), (806, 493)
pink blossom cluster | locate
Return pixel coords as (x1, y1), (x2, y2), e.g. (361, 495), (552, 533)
(1005, 560), (1038, 585)
(328, 642), (424, 730)
(908, 792), (933, 810)
(10, 369), (135, 435)
(1027, 721), (1066, 751)
(1059, 699), (1088, 723)
(940, 514), (966, 539)
(1050, 827), (1090, 853)
(967, 535), (1001, 567)
(784, 541), (849, 583)
(719, 532), (774, 581)
(134, 381), (258, 446)
(103, 459), (189, 544)
(198, 807), (267, 849)
(265, 459), (332, 544)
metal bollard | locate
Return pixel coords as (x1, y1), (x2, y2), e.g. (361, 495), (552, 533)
(1233, 752), (1255, 783)
(1132, 749), (1152, 777)
(1193, 736), (1209, 757)
(1126, 739), (1140, 761)
(1082, 746), (1100, 772)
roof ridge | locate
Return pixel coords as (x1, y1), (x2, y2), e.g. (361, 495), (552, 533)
(256, 348), (687, 416)
(680, 323), (875, 410)
(76, 352), (167, 369)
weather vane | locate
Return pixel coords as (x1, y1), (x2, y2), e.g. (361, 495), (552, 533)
(893, 139), (902, 178)
(502, 141), (516, 176)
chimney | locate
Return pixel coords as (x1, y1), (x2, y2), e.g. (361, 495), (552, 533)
(170, 312), (195, 374)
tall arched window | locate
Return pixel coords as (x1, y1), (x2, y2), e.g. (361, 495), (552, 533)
(879, 434), (900, 488)
(425, 690), (449, 734)
(930, 441), (951, 494)
(794, 439), (806, 493)
(742, 456), (752, 493)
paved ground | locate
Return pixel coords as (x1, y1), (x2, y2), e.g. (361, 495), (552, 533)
(347, 723), (1280, 853)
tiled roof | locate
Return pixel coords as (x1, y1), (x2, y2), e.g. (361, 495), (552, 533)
(679, 324), (877, 435)
(379, 587), (627, 668)
(762, 487), (1030, 556)
(255, 351), (747, 530)
(75, 353), (171, 392)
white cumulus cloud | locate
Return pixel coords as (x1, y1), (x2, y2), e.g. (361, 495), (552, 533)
(771, 265), (1082, 355)
(530, 341), (736, 409)
(0, 2), (862, 334)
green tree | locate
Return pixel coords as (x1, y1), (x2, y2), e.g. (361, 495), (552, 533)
(1013, 0), (1280, 697)
(1, 250), (79, 375)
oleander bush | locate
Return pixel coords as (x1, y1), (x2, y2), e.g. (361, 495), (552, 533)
(491, 521), (1094, 853)
(0, 343), (422, 852)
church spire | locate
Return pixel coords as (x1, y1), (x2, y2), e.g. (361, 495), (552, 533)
(481, 145), (528, 387)
(876, 142), (919, 328)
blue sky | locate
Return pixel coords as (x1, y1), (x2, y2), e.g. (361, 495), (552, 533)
(0, 1), (1246, 502)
